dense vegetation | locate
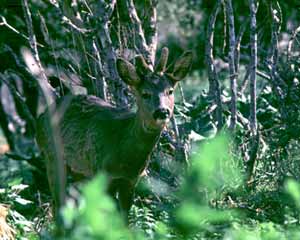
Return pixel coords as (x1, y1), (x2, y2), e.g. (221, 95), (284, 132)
(0, 0), (300, 239)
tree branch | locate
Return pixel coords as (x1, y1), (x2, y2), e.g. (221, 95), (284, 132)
(0, 73), (36, 138)
(247, 0), (259, 183)
(235, 19), (248, 74)
(91, 0), (128, 105)
(205, 0), (223, 130)
(249, 0), (258, 134)
(287, 25), (300, 62)
(143, 0), (158, 65)
(225, 0), (237, 130)
(22, 0), (57, 104)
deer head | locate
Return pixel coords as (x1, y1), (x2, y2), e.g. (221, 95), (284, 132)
(117, 48), (193, 132)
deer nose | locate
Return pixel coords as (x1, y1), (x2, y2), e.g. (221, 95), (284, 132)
(153, 108), (170, 120)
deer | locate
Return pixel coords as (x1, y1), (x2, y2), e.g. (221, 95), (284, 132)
(36, 47), (193, 222)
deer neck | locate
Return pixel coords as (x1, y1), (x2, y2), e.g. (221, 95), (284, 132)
(130, 110), (162, 152)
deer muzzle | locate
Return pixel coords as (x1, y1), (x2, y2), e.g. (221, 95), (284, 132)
(153, 108), (171, 123)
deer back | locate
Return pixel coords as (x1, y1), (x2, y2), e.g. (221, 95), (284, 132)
(37, 95), (137, 177)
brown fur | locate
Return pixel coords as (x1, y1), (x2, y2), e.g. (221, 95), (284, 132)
(36, 49), (193, 221)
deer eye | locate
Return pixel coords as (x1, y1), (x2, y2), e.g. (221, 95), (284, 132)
(142, 92), (152, 99)
(168, 88), (174, 95)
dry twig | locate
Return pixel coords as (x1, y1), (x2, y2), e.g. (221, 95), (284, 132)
(225, 0), (237, 130)
(205, 0), (223, 130)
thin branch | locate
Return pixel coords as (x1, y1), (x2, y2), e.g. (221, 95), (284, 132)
(235, 19), (248, 74)
(221, 1), (227, 54)
(1, 73), (36, 137)
(247, 0), (259, 183)
(287, 25), (300, 62)
(205, 0), (223, 130)
(143, 0), (158, 64)
(119, 0), (153, 66)
(61, 0), (88, 32)
(0, 16), (45, 48)
(61, 16), (91, 34)
(256, 69), (270, 80)
(170, 116), (188, 165)
(92, 40), (107, 101)
(225, 0), (237, 130)
(249, 0), (258, 135)
(60, 0), (126, 105)
(238, 65), (250, 96)
(92, 0), (128, 105)
(178, 82), (187, 106)
(22, 0), (57, 103)
(267, 1), (284, 108)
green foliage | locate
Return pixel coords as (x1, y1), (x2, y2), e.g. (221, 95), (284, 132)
(0, 175), (38, 239)
(285, 180), (300, 209)
(61, 174), (136, 240)
(2, 132), (300, 239)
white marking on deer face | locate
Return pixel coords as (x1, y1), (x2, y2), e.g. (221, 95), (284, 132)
(135, 74), (175, 131)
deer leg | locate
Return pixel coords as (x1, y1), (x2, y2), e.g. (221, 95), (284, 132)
(107, 179), (120, 210)
(46, 156), (66, 224)
(117, 180), (134, 223)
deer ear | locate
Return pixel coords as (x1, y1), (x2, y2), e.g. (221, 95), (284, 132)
(166, 51), (193, 82)
(117, 58), (141, 86)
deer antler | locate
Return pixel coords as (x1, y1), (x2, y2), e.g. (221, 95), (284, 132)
(155, 47), (169, 73)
